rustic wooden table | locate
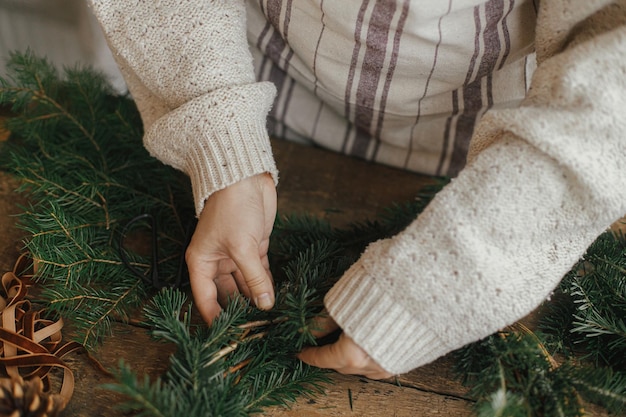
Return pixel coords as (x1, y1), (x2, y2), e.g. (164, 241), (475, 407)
(0, 134), (609, 416)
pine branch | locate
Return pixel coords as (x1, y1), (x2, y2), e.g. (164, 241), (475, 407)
(103, 362), (169, 417)
(0, 50), (194, 348)
(561, 364), (626, 414)
(475, 389), (527, 417)
(454, 331), (585, 417)
(4, 50), (626, 417)
(541, 230), (626, 369)
(107, 289), (328, 417)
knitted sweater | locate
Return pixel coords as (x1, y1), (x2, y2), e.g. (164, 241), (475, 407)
(89, 0), (626, 374)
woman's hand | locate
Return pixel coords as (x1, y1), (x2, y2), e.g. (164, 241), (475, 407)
(298, 315), (393, 380)
(185, 173), (277, 323)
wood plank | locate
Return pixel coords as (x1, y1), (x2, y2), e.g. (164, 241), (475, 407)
(272, 139), (436, 227)
(57, 140), (467, 416)
(58, 322), (474, 417)
(0, 172), (27, 272)
(397, 356), (470, 399)
(0, 118), (10, 142)
(59, 322), (174, 417)
(0, 136), (614, 416)
(267, 374), (472, 417)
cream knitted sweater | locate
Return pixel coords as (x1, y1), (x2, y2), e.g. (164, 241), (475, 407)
(89, 0), (626, 374)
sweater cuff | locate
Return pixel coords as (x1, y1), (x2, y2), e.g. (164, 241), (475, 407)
(325, 262), (451, 375)
(143, 82), (278, 216)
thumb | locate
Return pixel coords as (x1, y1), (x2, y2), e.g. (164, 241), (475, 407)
(234, 253), (274, 311)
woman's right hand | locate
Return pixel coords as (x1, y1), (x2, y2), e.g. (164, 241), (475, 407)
(185, 173), (277, 323)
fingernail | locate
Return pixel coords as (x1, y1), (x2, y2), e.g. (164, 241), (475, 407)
(255, 293), (273, 310)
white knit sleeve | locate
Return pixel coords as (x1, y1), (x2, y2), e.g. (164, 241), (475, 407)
(325, 20), (626, 374)
(88, 0), (278, 215)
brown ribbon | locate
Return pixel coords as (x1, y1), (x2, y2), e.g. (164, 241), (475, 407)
(0, 253), (82, 408)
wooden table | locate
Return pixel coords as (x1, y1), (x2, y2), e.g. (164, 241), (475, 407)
(0, 136), (609, 416)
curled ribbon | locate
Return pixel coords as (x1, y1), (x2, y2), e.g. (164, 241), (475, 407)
(0, 253), (82, 410)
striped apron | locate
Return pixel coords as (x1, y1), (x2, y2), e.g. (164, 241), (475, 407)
(246, 0), (538, 176)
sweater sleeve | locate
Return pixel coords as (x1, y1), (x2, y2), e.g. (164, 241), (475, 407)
(88, 0), (278, 216)
(324, 4), (626, 375)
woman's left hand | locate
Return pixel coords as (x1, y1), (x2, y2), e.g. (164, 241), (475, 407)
(297, 315), (393, 380)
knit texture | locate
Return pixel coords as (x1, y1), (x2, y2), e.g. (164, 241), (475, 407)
(88, 0), (278, 215)
(326, 0), (626, 374)
(89, 0), (626, 375)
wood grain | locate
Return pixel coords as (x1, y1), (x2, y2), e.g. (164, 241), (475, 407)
(267, 373), (472, 417)
(272, 139), (436, 227)
(0, 136), (612, 416)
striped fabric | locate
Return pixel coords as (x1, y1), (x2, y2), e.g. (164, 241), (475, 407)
(246, 0), (538, 176)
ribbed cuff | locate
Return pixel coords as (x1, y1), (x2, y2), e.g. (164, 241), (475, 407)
(325, 262), (451, 375)
(143, 82), (278, 216)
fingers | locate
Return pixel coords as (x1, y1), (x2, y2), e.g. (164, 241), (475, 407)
(187, 261), (223, 324)
(307, 311), (338, 338)
(185, 174), (277, 323)
(232, 244), (275, 310)
(187, 249), (270, 321)
(298, 333), (394, 380)
(187, 245), (274, 323)
(214, 274), (239, 306)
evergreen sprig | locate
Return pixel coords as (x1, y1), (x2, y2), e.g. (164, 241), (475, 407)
(0, 51), (443, 414)
(0, 50), (194, 349)
(104, 288), (329, 416)
(104, 196), (449, 416)
(455, 330), (584, 416)
(2, 50), (625, 416)
(455, 228), (626, 416)
(542, 230), (626, 369)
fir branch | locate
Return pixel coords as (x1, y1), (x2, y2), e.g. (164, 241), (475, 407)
(541, 231), (626, 369)
(103, 362), (169, 417)
(4, 50), (626, 417)
(475, 389), (527, 417)
(271, 214), (334, 260)
(244, 363), (327, 414)
(1, 51), (194, 349)
(454, 331), (584, 417)
(107, 289), (328, 416)
(561, 364), (626, 414)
